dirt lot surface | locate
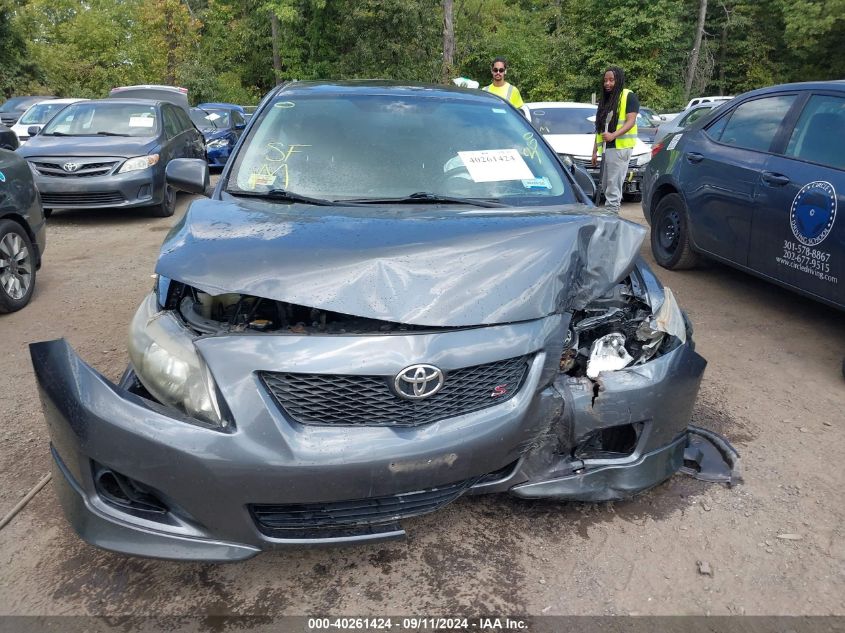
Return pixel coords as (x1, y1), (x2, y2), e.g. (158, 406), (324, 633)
(1, 193), (843, 618)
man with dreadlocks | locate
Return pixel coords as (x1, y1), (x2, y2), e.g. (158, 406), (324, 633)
(591, 66), (639, 213)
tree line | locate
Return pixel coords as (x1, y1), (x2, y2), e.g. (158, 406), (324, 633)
(1, 0), (842, 110)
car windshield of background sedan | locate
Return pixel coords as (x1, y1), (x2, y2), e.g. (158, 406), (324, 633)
(527, 107), (596, 135)
(202, 109), (230, 127)
(18, 102), (68, 125)
(41, 102), (159, 137)
(227, 93), (574, 205)
(190, 108), (220, 130)
(0, 97), (34, 113)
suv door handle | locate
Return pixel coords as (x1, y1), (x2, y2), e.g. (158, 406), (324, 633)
(685, 152), (704, 163)
(761, 171), (790, 186)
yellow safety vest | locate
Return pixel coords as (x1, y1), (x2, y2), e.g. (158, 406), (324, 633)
(483, 83), (524, 108)
(596, 88), (638, 154)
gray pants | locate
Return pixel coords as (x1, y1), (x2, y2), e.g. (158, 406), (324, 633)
(601, 147), (632, 214)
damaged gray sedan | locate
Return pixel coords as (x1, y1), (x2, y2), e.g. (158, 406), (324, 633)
(31, 82), (707, 561)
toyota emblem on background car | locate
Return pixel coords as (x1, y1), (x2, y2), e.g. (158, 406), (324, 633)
(394, 364), (445, 400)
(62, 162), (81, 172)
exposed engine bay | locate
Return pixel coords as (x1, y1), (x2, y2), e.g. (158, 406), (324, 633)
(165, 282), (457, 336)
(163, 275), (686, 383)
(560, 277), (686, 379)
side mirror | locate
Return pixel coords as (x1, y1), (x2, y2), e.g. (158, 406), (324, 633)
(166, 158), (209, 195)
(27, 126), (41, 136)
(570, 162), (597, 200)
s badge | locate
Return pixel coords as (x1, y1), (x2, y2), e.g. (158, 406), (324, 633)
(790, 181), (837, 247)
(491, 384), (508, 398)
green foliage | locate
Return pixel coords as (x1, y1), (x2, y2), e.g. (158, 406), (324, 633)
(778, 0), (845, 81)
(2, 0), (842, 109)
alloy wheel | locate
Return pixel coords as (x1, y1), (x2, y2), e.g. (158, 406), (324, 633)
(0, 232), (32, 300)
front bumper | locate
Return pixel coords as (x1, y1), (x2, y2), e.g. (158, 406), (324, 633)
(31, 163), (165, 210)
(568, 156), (648, 196)
(205, 144), (232, 167)
(585, 165), (646, 196)
(31, 326), (705, 560)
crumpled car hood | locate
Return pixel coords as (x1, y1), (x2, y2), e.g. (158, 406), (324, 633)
(156, 197), (646, 327)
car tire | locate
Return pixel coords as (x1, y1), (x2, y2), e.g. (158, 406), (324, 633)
(0, 219), (36, 313)
(43, 209), (53, 219)
(650, 193), (699, 270)
(150, 184), (176, 218)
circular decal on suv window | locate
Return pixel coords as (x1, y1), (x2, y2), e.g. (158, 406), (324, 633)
(790, 181), (837, 247)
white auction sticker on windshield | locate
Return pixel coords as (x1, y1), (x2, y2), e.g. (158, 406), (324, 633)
(206, 113), (221, 121)
(457, 149), (534, 182)
(129, 116), (155, 127)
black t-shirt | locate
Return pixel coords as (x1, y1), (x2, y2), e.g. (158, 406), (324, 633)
(606, 91), (639, 148)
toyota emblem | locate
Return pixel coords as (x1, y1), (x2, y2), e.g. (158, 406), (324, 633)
(394, 364), (445, 400)
(62, 162), (81, 172)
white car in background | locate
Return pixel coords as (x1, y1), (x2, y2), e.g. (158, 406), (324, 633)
(685, 95), (733, 109)
(662, 96), (733, 124)
(11, 98), (86, 144)
(522, 101), (652, 201)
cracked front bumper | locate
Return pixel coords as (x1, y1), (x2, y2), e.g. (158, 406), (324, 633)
(31, 329), (705, 560)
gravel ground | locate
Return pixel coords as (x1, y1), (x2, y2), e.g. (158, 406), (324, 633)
(0, 194), (843, 617)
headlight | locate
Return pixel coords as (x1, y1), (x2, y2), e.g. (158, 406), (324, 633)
(634, 152), (651, 167)
(206, 138), (229, 149)
(118, 154), (160, 174)
(128, 293), (225, 426)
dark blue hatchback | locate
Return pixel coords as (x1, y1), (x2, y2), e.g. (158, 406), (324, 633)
(642, 80), (845, 311)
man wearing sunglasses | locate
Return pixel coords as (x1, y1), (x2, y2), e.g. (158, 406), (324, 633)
(482, 57), (524, 108)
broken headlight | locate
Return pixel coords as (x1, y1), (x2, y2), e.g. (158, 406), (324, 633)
(560, 281), (686, 378)
(128, 293), (225, 426)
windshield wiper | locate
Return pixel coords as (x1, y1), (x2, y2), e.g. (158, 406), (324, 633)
(228, 188), (349, 206)
(342, 192), (504, 208)
(43, 131), (70, 136)
(94, 131), (131, 136)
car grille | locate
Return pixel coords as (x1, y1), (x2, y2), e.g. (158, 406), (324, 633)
(570, 156), (642, 170)
(31, 160), (120, 178)
(40, 191), (126, 206)
(250, 476), (480, 537)
(260, 354), (532, 427)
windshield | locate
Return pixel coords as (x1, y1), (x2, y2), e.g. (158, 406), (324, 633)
(227, 93), (574, 205)
(528, 107), (597, 135)
(20, 102), (70, 125)
(1, 97), (36, 113)
(202, 109), (230, 127)
(42, 102), (159, 137)
(190, 108), (219, 129)
(681, 106), (714, 126)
